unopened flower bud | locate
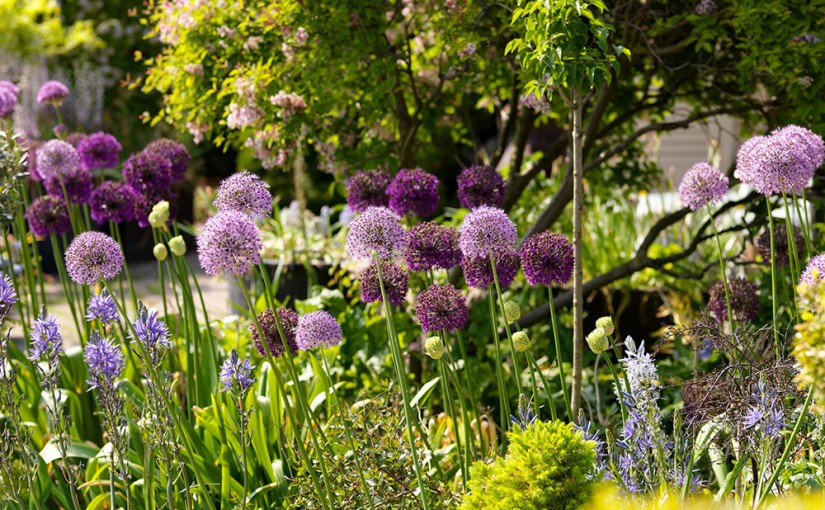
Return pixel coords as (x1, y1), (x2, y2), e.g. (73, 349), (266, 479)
(512, 331), (531, 352)
(595, 316), (614, 336)
(153, 243), (168, 261)
(148, 200), (170, 228)
(168, 235), (187, 256)
(586, 327), (609, 354)
(425, 336), (445, 359)
(504, 301), (521, 322)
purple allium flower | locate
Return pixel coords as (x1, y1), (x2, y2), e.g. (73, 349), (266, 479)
(459, 205), (518, 259)
(36, 80), (69, 106)
(214, 170), (272, 220)
(0, 272), (17, 318)
(462, 250), (520, 289)
(346, 206), (407, 261)
(743, 383), (784, 440)
(404, 222), (461, 271)
(345, 169), (392, 212)
(678, 162), (729, 211)
(86, 290), (118, 325)
(197, 210), (263, 277)
(735, 129), (821, 196)
(386, 168), (440, 218)
(359, 262), (408, 305)
(0, 81), (19, 99)
(44, 167), (93, 204)
(25, 195), (71, 237)
(0, 88), (16, 118)
(457, 165), (507, 209)
(36, 140), (81, 181)
(801, 253), (825, 287)
(77, 132), (122, 170)
(84, 332), (124, 390)
(772, 125), (824, 171)
(122, 150), (173, 195)
(64, 132), (86, 148)
(144, 138), (190, 181)
(756, 223), (804, 266)
(65, 232), (125, 285)
(251, 308), (299, 358)
(219, 349), (256, 392)
(416, 283), (468, 333)
(29, 309), (64, 362)
(707, 277), (759, 323)
(519, 232), (574, 286)
(295, 311), (343, 350)
(89, 181), (138, 224)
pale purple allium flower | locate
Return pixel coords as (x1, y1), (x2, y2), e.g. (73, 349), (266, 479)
(462, 250), (520, 289)
(708, 277), (759, 323)
(37, 80), (69, 105)
(144, 138), (190, 181)
(29, 309), (64, 362)
(459, 205), (518, 259)
(743, 383), (785, 441)
(386, 168), (440, 218)
(345, 169), (392, 212)
(0, 89), (15, 118)
(77, 132), (122, 170)
(801, 253), (825, 287)
(772, 125), (824, 170)
(756, 223), (804, 267)
(346, 206), (407, 261)
(197, 210), (263, 277)
(519, 232), (574, 286)
(86, 290), (118, 325)
(457, 165), (507, 209)
(296, 311), (343, 350)
(89, 181), (138, 224)
(64, 232), (124, 285)
(131, 303), (170, 367)
(36, 140), (81, 181)
(735, 128), (822, 195)
(404, 222), (461, 271)
(214, 170), (272, 220)
(25, 195), (71, 236)
(678, 162), (729, 210)
(416, 283), (468, 333)
(359, 262), (408, 305)
(251, 308), (299, 358)
(44, 167), (93, 204)
(0, 81), (19, 99)
(122, 150), (173, 195)
(219, 349), (256, 392)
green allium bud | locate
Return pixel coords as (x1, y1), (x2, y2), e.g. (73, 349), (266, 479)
(168, 235), (187, 256)
(595, 316), (614, 336)
(512, 331), (531, 352)
(504, 301), (521, 322)
(586, 327), (608, 354)
(425, 336), (445, 359)
(153, 243), (168, 261)
(148, 200), (170, 228)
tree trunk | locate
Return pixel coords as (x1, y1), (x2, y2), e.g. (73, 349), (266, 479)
(570, 90), (585, 422)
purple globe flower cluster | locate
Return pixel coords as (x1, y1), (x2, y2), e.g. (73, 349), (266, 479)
(296, 311), (343, 350)
(122, 138), (189, 227)
(735, 126), (824, 196)
(386, 168), (441, 218)
(89, 181), (139, 224)
(459, 206), (518, 259)
(346, 170), (393, 212)
(77, 132), (122, 170)
(37, 80), (69, 106)
(678, 162), (729, 211)
(252, 308), (299, 358)
(457, 165), (507, 209)
(346, 206), (407, 261)
(0, 80), (18, 118)
(25, 195), (71, 236)
(519, 232), (574, 287)
(708, 277), (759, 323)
(755, 223), (804, 267)
(36, 139), (81, 181)
(416, 284), (468, 333)
(214, 170), (273, 220)
(64, 232), (125, 285)
(197, 210), (263, 277)
(801, 253), (825, 288)
(360, 262), (409, 305)
(404, 222), (461, 271)
(462, 251), (521, 289)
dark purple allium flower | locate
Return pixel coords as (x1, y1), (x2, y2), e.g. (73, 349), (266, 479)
(708, 277), (759, 323)
(756, 223), (804, 267)
(133, 189), (176, 228)
(77, 132), (122, 170)
(772, 125), (824, 171)
(64, 132), (86, 148)
(346, 206), (407, 261)
(0, 272), (17, 318)
(742, 383), (784, 441)
(735, 130), (821, 196)
(86, 290), (118, 325)
(296, 311), (343, 350)
(84, 332), (124, 390)
(519, 232), (574, 286)
(404, 222), (461, 271)
(0, 88), (16, 118)
(678, 162), (729, 211)
(251, 308), (299, 358)
(37, 80), (70, 106)
(131, 303), (170, 367)
(0, 81), (19, 99)
(462, 250), (520, 289)
(144, 138), (190, 181)
(801, 253), (825, 287)
(219, 349), (256, 392)
(459, 205), (517, 259)
(65, 232), (125, 285)
(197, 210), (262, 277)
(360, 262), (408, 305)
(345, 169), (392, 212)
(25, 195), (71, 237)
(214, 170), (272, 220)
(416, 283), (468, 333)
(386, 168), (440, 218)
(29, 309), (64, 362)
(89, 181), (138, 224)
(457, 165), (507, 209)
(44, 167), (93, 204)
(122, 150), (173, 195)
(36, 140), (81, 181)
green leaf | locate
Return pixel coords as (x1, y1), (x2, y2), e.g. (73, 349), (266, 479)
(410, 377), (440, 408)
(40, 439), (100, 463)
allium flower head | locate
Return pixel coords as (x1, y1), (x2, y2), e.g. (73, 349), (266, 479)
(416, 284), (468, 333)
(251, 308), (299, 358)
(678, 162), (729, 210)
(708, 277), (759, 323)
(459, 206), (517, 259)
(345, 169), (392, 212)
(29, 309), (64, 361)
(772, 125), (824, 170)
(735, 130), (820, 195)
(219, 349), (256, 392)
(462, 250), (520, 289)
(37, 80), (69, 105)
(77, 132), (122, 170)
(44, 167), (93, 204)
(296, 311), (343, 350)
(25, 195), (71, 236)
(346, 206), (407, 261)
(89, 181), (138, 224)
(131, 303), (170, 366)
(84, 332), (124, 390)
(0, 81), (19, 99)
(425, 336), (445, 359)
(404, 222), (461, 271)
(144, 138), (190, 181)
(756, 223), (804, 266)
(215, 171), (272, 220)
(36, 140), (81, 181)
(512, 331), (531, 352)
(87, 290), (118, 325)
(801, 253), (825, 288)
(386, 168), (440, 218)
(0, 88), (15, 118)
(359, 262), (408, 305)
(122, 150), (173, 195)
(457, 165), (507, 209)
(586, 327), (608, 354)
(197, 210), (262, 277)
(519, 232), (574, 286)
(65, 232), (124, 285)
(595, 316), (615, 336)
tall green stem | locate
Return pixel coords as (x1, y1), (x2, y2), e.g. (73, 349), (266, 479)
(487, 288), (510, 453)
(489, 253), (524, 396)
(548, 287), (572, 419)
(706, 203), (733, 328)
(766, 198), (780, 349)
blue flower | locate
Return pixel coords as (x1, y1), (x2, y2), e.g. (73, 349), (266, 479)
(29, 308), (64, 362)
(219, 350), (255, 393)
(131, 302), (170, 366)
(86, 289), (118, 325)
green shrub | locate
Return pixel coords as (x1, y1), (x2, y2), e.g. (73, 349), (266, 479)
(461, 420), (596, 510)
